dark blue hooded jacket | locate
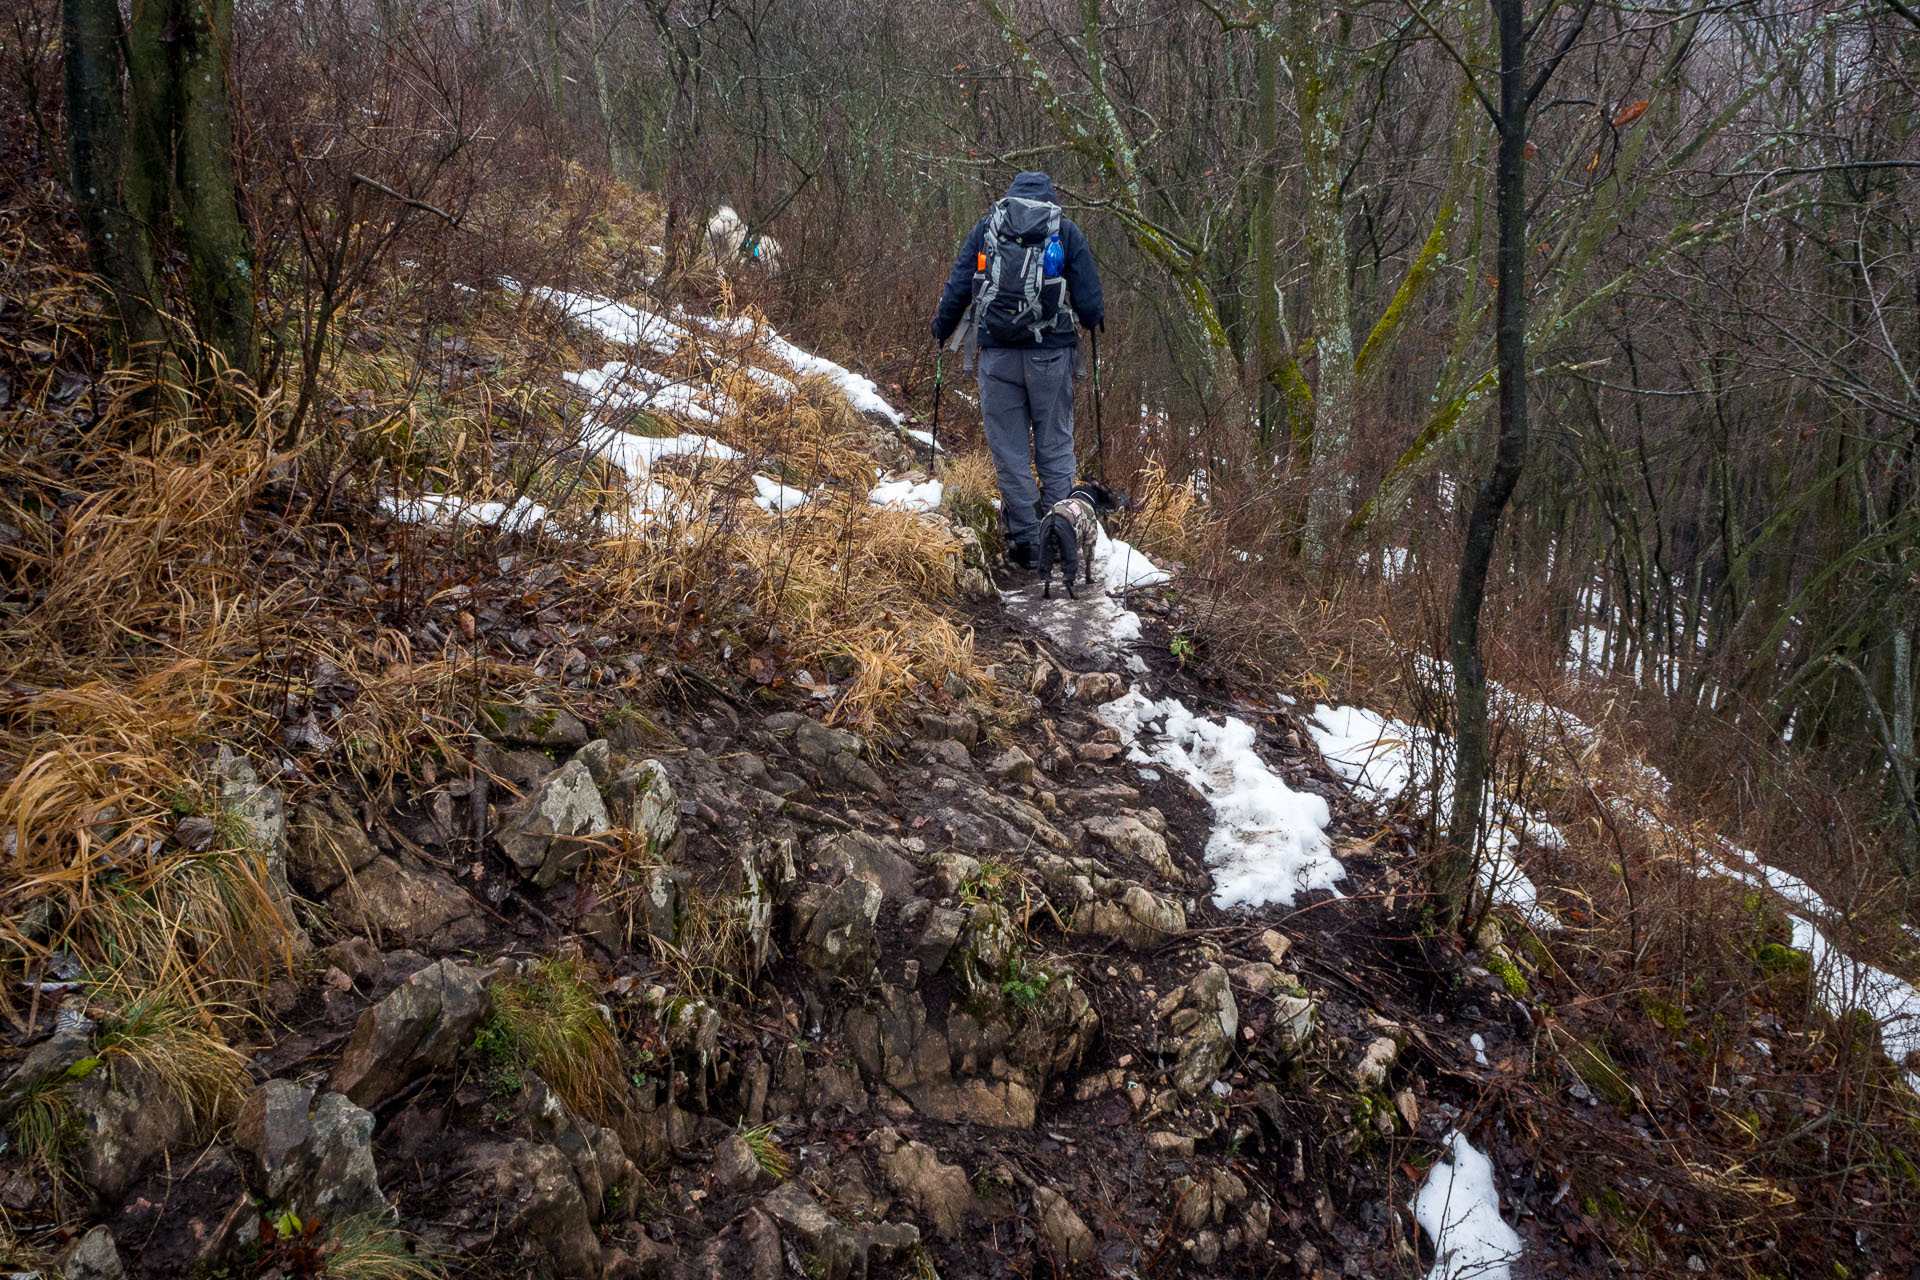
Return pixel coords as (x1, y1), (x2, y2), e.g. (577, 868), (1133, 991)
(931, 172), (1103, 349)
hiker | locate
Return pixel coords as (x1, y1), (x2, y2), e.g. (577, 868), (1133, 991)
(931, 171), (1104, 569)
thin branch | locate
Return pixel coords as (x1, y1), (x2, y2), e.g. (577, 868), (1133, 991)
(1404, 0), (1499, 124)
(348, 173), (464, 228)
(1526, 0), (1599, 108)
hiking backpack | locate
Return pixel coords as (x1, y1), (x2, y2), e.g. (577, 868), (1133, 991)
(972, 197), (1076, 345)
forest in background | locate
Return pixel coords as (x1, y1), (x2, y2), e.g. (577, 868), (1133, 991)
(19, 0), (1914, 898)
(4, 1), (1920, 1272)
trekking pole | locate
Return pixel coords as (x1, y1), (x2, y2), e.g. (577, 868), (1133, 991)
(1089, 327), (1107, 480)
(930, 347), (944, 478)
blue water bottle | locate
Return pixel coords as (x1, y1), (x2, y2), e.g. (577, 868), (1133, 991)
(1043, 233), (1064, 276)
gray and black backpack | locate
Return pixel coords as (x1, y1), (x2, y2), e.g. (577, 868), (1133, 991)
(972, 196), (1076, 345)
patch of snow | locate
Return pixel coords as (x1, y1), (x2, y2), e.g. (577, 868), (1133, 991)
(1412, 1132), (1523, 1280)
(535, 288), (688, 355)
(904, 428), (945, 452)
(750, 327), (903, 423)
(584, 425), (742, 478)
(379, 493), (550, 535)
(1789, 918), (1920, 1094)
(1307, 704), (1556, 929)
(1470, 1033), (1489, 1067)
(1100, 691), (1341, 909)
(1096, 525), (1171, 591)
(753, 475), (808, 513)
(870, 476), (943, 512)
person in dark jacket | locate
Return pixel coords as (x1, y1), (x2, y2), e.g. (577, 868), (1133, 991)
(932, 172), (1104, 568)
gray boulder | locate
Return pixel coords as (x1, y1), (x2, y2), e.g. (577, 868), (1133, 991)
(287, 790), (377, 896)
(498, 759), (610, 888)
(234, 1081), (386, 1218)
(481, 700), (590, 749)
(59, 1226), (125, 1280)
(792, 876), (883, 984)
(330, 959), (491, 1108)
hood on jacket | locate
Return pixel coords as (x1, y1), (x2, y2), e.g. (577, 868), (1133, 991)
(1005, 171), (1058, 203)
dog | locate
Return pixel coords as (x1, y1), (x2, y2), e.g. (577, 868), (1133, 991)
(706, 205), (783, 273)
(1036, 478), (1126, 599)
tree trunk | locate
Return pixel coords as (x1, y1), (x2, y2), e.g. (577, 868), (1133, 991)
(168, 0), (257, 381)
(61, 0), (163, 362)
(1436, 0), (1532, 929)
(1252, 22), (1281, 452)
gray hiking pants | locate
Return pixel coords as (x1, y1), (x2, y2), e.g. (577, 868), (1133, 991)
(978, 345), (1076, 549)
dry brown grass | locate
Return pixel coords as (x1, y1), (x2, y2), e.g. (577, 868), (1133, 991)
(1120, 457), (1211, 567)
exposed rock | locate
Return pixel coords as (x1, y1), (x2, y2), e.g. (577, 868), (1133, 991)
(1070, 671), (1126, 703)
(70, 1058), (191, 1200)
(331, 958), (491, 1108)
(1172, 965), (1239, 1099)
(907, 1078), (1036, 1128)
(869, 1127), (976, 1239)
(483, 699), (590, 749)
(1255, 928), (1292, 966)
(1147, 1130), (1196, 1157)
(1353, 1035), (1400, 1090)
(234, 1078), (314, 1193)
(459, 1139), (603, 1278)
(497, 758), (610, 888)
(572, 737), (614, 788)
(792, 874), (883, 984)
(928, 851), (981, 898)
(920, 738), (972, 769)
(986, 746), (1035, 785)
(1032, 1185), (1095, 1264)
(761, 1182), (864, 1280)
(915, 905), (964, 974)
(297, 1092), (386, 1217)
(1073, 883), (1186, 949)
(235, 1083), (384, 1218)
(0, 1023), (91, 1125)
(713, 1134), (773, 1191)
(1083, 813), (1177, 879)
(287, 789), (377, 896)
(60, 1225), (124, 1280)
(1270, 992), (1319, 1058)
(328, 854), (480, 949)
(918, 711), (979, 747)
(217, 748), (286, 852)
(1077, 741), (1124, 763)
(815, 831), (917, 898)
(524, 1076), (637, 1223)
(605, 759), (680, 858)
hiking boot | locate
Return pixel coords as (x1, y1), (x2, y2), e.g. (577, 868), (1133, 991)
(1007, 541), (1039, 570)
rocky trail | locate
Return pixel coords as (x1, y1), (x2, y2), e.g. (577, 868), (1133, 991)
(0, 282), (1715, 1280)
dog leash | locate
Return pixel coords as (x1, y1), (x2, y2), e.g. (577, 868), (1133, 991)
(1089, 327), (1107, 483)
(930, 348), (943, 478)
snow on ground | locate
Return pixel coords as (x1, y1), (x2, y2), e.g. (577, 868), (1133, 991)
(1002, 583), (1143, 666)
(1412, 1132), (1524, 1280)
(869, 476), (942, 512)
(1096, 525), (1171, 590)
(534, 288), (689, 355)
(1307, 704), (1556, 929)
(904, 428), (944, 452)
(582, 425), (742, 479)
(753, 475), (808, 513)
(1101, 691), (1342, 909)
(379, 493), (552, 535)
(750, 327), (903, 423)
(1311, 675), (1920, 1094)
(1788, 917), (1920, 1095)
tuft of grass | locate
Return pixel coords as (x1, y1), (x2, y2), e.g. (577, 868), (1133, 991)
(319, 1214), (445, 1280)
(738, 1122), (791, 1181)
(6, 1074), (82, 1197)
(939, 449), (1004, 559)
(478, 955), (626, 1126)
(94, 993), (252, 1132)
(1121, 457), (1210, 566)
